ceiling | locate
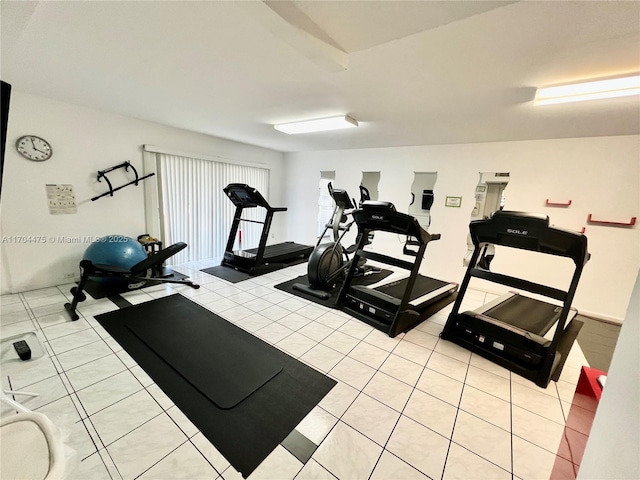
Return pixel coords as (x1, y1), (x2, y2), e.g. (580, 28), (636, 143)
(1, 1), (639, 153)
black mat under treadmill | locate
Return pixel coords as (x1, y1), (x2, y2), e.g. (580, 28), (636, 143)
(274, 269), (394, 308)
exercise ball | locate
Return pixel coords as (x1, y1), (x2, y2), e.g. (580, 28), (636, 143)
(84, 235), (148, 287)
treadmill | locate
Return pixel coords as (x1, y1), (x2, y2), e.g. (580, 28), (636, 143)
(336, 201), (458, 337)
(440, 211), (590, 388)
(221, 184), (313, 275)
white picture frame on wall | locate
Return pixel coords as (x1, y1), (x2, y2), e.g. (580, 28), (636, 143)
(445, 196), (462, 208)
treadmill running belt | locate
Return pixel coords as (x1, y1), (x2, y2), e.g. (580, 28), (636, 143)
(375, 275), (450, 301)
(483, 295), (561, 335)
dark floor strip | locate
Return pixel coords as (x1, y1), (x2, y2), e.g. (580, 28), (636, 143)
(108, 294), (133, 309)
(281, 429), (318, 464)
(575, 315), (621, 371)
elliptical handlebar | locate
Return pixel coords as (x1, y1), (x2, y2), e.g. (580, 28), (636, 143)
(359, 185), (371, 207)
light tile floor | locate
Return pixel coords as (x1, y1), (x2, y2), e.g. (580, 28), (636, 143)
(0, 261), (590, 480)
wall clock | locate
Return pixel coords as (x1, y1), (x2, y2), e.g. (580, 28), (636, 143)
(16, 135), (52, 161)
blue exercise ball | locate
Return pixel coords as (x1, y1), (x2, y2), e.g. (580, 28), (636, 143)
(84, 235), (148, 287)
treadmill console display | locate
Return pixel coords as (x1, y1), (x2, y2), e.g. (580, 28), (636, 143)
(224, 184), (265, 208)
(354, 202), (427, 241)
(471, 211), (589, 265)
(330, 189), (354, 209)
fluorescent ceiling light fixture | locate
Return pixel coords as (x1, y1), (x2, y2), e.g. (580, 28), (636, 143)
(274, 115), (358, 134)
(534, 74), (640, 105)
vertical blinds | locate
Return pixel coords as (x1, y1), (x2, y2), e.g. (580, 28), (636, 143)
(157, 153), (269, 264)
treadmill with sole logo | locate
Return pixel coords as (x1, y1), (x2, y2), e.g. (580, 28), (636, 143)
(440, 211), (590, 388)
(336, 201), (458, 337)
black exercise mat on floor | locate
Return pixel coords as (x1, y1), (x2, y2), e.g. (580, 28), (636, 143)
(200, 265), (253, 283)
(125, 309), (283, 409)
(274, 269), (393, 308)
(95, 294), (336, 478)
(201, 256), (309, 283)
(83, 268), (189, 299)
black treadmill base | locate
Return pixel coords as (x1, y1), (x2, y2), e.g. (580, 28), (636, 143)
(225, 242), (313, 270)
(220, 242), (313, 277)
(204, 257), (309, 283)
(340, 292), (457, 338)
(440, 317), (584, 389)
(441, 333), (555, 388)
(345, 282), (458, 332)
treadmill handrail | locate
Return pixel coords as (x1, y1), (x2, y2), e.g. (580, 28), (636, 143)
(470, 210), (589, 266)
(470, 268), (568, 302)
(358, 249), (416, 271)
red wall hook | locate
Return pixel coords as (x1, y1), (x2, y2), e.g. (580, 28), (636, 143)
(587, 214), (637, 227)
(545, 199), (572, 207)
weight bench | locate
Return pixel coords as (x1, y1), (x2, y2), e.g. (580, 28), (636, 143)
(64, 242), (200, 321)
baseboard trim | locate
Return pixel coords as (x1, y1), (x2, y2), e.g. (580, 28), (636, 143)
(576, 309), (623, 325)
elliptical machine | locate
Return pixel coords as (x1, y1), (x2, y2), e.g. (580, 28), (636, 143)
(293, 183), (376, 300)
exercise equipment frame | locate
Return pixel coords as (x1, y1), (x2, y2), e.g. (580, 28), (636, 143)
(336, 201), (458, 337)
(64, 242), (199, 321)
(221, 184), (313, 275)
(441, 211), (590, 388)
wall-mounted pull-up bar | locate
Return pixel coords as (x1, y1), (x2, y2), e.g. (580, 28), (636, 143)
(91, 161), (155, 201)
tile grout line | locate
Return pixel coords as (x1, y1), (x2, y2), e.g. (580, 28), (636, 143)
(440, 348), (472, 480)
(510, 370), (515, 480)
(7, 268), (591, 480)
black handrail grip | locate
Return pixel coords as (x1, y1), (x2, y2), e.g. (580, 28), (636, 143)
(124, 161), (140, 185)
(470, 268), (568, 302)
(97, 171), (115, 197)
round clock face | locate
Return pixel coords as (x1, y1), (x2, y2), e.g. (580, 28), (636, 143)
(16, 135), (52, 161)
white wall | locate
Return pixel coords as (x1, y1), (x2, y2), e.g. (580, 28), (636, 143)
(283, 135), (640, 321)
(3, 91), (637, 321)
(0, 91), (285, 293)
(578, 270), (639, 480)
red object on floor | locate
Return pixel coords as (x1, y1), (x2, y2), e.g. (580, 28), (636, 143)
(575, 366), (607, 401)
(550, 366), (608, 480)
